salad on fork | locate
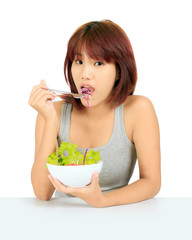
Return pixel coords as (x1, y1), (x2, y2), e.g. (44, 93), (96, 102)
(49, 85), (94, 108)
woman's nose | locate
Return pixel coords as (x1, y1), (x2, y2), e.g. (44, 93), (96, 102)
(81, 64), (92, 80)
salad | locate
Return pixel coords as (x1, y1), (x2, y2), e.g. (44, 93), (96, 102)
(47, 141), (101, 166)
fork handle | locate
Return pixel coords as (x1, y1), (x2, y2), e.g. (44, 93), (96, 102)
(48, 88), (72, 95)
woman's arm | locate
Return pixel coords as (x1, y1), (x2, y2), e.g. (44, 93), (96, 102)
(31, 113), (58, 200)
(29, 80), (61, 200)
(102, 96), (161, 207)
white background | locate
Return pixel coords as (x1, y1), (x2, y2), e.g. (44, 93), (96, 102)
(0, 0), (191, 197)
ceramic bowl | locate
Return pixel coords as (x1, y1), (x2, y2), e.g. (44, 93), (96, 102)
(47, 161), (103, 187)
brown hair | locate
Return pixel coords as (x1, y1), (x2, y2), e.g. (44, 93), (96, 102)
(63, 20), (137, 109)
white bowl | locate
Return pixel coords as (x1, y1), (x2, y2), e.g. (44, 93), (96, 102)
(47, 161), (103, 187)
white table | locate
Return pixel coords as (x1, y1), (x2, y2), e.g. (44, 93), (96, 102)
(0, 197), (191, 240)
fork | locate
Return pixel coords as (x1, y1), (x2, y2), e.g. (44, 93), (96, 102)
(48, 88), (87, 99)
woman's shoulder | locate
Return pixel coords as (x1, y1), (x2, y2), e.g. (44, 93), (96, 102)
(124, 94), (157, 123)
(124, 94), (153, 107)
(124, 94), (155, 115)
(123, 95), (157, 143)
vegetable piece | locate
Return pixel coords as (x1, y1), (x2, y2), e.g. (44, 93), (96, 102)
(80, 87), (93, 108)
(47, 152), (61, 165)
(46, 141), (101, 166)
(83, 148), (88, 165)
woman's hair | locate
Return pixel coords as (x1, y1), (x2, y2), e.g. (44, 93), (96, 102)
(63, 19), (137, 109)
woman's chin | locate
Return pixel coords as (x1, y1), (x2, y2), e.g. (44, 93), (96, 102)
(81, 99), (104, 109)
(81, 97), (93, 108)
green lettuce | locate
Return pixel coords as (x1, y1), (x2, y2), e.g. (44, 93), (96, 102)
(47, 141), (101, 166)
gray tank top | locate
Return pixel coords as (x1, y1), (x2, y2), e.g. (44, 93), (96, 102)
(55, 103), (137, 198)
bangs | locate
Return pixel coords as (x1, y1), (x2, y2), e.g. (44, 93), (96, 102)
(68, 23), (116, 63)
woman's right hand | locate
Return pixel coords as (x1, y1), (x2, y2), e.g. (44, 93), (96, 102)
(28, 80), (57, 121)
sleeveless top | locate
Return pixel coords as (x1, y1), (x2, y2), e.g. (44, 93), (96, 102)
(55, 103), (137, 198)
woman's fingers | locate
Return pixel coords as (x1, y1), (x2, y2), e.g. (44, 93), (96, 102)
(29, 82), (56, 105)
(28, 80), (57, 120)
(30, 80), (48, 98)
(31, 88), (55, 103)
(40, 79), (48, 89)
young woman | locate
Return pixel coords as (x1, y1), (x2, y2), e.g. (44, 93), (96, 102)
(28, 20), (161, 208)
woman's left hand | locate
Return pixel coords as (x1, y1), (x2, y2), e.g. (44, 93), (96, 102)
(48, 172), (106, 208)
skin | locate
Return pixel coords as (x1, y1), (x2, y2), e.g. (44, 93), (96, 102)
(29, 51), (161, 207)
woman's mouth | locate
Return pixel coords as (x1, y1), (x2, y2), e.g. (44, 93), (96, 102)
(80, 84), (95, 96)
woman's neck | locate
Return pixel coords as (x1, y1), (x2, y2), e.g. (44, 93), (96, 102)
(73, 101), (115, 121)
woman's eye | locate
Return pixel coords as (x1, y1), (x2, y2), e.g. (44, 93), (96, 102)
(75, 60), (83, 64)
(95, 61), (104, 66)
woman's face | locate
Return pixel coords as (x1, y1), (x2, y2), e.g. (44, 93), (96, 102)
(71, 50), (118, 108)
